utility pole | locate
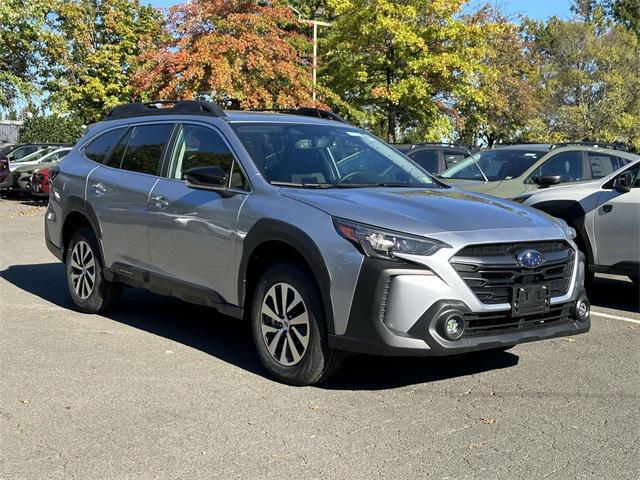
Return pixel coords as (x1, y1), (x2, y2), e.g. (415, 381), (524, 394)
(289, 6), (331, 103)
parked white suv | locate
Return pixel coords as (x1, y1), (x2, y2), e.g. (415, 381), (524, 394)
(519, 159), (640, 286)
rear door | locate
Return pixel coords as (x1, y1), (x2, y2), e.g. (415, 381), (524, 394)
(86, 123), (174, 270)
(147, 122), (249, 303)
(593, 163), (640, 266)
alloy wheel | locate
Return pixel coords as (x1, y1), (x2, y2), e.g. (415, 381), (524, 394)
(260, 282), (310, 366)
(70, 240), (96, 300)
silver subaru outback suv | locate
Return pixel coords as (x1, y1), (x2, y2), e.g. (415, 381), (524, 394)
(44, 101), (590, 385)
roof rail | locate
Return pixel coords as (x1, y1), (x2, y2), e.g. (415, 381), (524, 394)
(254, 108), (347, 123)
(105, 100), (226, 120)
(551, 142), (628, 151)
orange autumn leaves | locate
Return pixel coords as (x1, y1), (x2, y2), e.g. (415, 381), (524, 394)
(132, 0), (316, 109)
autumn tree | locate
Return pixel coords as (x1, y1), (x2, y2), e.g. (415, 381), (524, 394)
(45, 0), (165, 123)
(320, 0), (503, 143)
(451, 7), (541, 146)
(132, 0), (315, 109)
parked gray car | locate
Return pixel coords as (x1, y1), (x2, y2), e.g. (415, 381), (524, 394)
(519, 159), (640, 286)
(45, 101), (590, 385)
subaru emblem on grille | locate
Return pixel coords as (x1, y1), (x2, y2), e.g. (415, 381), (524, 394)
(516, 249), (545, 268)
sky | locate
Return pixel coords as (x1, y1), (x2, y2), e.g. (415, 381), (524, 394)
(149, 0), (575, 21)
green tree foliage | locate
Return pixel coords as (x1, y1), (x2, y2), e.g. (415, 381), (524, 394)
(523, 9), (640, 149)
(0, 1), (52, 113)
(17, 114), (85, 144)
(454, 7), (541, 147)
(45, 0), (165, 123)
(609, 0), (640, 35)
(321, 0), (504, 142)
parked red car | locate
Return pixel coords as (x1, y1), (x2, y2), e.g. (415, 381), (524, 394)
(30, 167), (51, 198)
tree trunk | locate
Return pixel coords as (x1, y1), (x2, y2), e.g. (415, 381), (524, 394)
(387, 107), (396, 143)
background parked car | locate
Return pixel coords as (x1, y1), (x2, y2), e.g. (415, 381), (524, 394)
(519, 159), (640, 286)
(0, 143), (16, 156)
(438, 143), (637, 198)
(3, 143), (69, 162)
(394, 143), (470, 174)
(1, 147), (71, 195)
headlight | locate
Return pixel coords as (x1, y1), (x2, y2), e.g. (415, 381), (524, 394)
(333, 218), (449, 261)
(556, 218), (577, 240)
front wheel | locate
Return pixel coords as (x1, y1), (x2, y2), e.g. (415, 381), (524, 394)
(66, 227), (122, 313)
(251, 262), (344, 386)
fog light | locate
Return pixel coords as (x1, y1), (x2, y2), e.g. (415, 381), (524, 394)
(575, 298), (590, 321)
(444, 315), (464, 340)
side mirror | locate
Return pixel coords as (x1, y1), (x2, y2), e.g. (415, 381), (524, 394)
(615, 171), (632, 193)
(532, 175), (562, 187)
(184, 166), (233, 197)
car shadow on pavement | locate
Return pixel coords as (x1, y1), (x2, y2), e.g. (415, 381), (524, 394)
(589, 275), (640, 314)
(6, 262), (635, 390)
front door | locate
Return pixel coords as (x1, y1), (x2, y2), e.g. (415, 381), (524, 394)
(593, 163), (640, 267)
(147, 123), (249, 305)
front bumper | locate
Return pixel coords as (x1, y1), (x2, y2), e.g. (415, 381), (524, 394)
(329, 251), (590, 356)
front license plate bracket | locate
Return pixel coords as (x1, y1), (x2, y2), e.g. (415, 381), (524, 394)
(511, 285), (551, 317)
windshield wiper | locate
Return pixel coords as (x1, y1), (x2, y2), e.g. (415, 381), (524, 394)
(270, 181), (334, 189)
(334, 182), (430, 188)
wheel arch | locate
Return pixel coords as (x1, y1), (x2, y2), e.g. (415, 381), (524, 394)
(530, 199), (594, 265)
(238, 219), (335, 335)
(61, 197), (103, 264)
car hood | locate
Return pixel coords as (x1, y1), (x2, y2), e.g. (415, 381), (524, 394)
(281, 187), (562, 236)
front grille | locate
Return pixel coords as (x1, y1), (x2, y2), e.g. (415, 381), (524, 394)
(463, 303), (572, 336)
(451, 241), (574, 305)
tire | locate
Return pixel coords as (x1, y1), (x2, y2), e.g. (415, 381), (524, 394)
(65, 227), (122, 314)
(250, 262), (344, 386)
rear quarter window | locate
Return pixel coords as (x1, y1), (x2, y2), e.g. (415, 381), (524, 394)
(83, 128), (126, 164)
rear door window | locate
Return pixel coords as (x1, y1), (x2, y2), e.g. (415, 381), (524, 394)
(588, 152), (618, 178)
(409, 149), (440, 173)
(117, 124), (173, 175)
(84, 128), (126, 164)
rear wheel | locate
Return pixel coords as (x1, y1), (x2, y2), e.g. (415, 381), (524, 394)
(251, 262), (343, 386)
(66, 227), (122, 313)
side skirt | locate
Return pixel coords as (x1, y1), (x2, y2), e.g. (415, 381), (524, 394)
(104, 262), (244, 320)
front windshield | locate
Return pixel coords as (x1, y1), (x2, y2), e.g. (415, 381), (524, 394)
(232, 123), (437, 188)
(440, 148), (545, 181)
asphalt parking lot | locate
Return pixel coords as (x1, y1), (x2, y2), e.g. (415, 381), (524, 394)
(1, 198), (639, 480)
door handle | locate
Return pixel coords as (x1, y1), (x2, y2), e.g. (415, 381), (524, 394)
(603, 204), (613, 213)
(90, 183), (106, 197)
(150, 195), (169, 209)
